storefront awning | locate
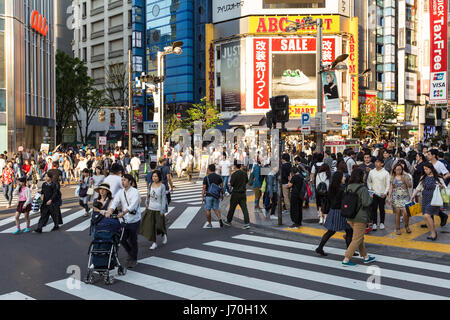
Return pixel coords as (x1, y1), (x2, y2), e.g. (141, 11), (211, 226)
(228, 114), (265, 127)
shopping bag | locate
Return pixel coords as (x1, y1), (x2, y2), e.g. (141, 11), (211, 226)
(441, 188), (450, 203)
(431, 186), (444, 207)
(86, 187), (94, 196)
(405, 202), (422, 217)
(261, 179), (267, 194)
(144, 162), (148, 174)
(306, 183), (312, 198)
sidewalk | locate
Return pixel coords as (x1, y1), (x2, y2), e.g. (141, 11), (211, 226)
(219, 189), (450, 255)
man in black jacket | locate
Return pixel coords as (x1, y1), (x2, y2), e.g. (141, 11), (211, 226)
(223, 161), (250, 229)
(34, 172), (60, 233)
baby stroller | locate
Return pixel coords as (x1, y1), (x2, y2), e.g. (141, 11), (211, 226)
(85, 213), (127, 285)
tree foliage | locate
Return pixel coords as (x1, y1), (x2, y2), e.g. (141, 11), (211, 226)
(353, 99), (397, 141)
(55, 50), (90, 144)
(182, 97), (223, 133)
(164, 114), (182, 144)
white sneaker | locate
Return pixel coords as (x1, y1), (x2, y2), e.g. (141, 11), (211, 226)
(372, 224), (377, 231)
(150, 242), (158, 250)
(400, 216), (404, 223)
(261, 208), (267, 218)
(379, 223), (385, 230)
(162, 234), (167, 244)
(319, 217), (324, 225)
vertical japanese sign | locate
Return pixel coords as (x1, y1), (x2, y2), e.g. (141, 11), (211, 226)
(205, 24), (215, 104)
(254, 39), (270, 109)
(429, 0), (447, 104)
(349, 17), (359, 118)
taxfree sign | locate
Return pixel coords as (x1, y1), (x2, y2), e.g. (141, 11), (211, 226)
(430, 0), (447, 104)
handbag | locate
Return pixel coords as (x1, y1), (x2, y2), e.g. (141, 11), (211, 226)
(430, 186), (444, 207)
(440, 187), (450, 204)
(405, 201), (422, 217)
(79, 187), (88, 197)
(87, 187), (94, 196)
(306, 183), (312, 198)
(261, 178), (267, 194)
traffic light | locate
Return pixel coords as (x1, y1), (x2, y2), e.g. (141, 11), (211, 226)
(266, 110), (275, 129)
(270, 95), (289, 125)
(110, 111), (115, 125)
(98, 110), (106, 122)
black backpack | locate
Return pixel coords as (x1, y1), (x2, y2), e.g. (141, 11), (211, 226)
(341, 185), (364, 219)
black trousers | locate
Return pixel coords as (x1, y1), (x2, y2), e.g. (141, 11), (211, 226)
(227, 192), (250, 224)
(37, 204), (59, 230)
(318, 228), (353, 250)
(121, 221), (140, 261)
(290, 195), (303, 225)
(371, 195), (386, 224)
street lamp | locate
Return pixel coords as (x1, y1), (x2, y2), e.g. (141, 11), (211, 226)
(156, 41), (183, 159)
(286, 18), (349, 152)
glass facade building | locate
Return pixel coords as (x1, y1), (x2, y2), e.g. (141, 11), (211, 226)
(0, 0), (56, 154)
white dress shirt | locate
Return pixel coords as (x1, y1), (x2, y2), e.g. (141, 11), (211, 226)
(110, 186), (141, 224)
(130, 157), (141, 171)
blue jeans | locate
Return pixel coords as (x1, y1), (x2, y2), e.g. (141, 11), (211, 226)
(61, 170), (67, 183)
(3, 183), (14, 205)
(222, 176), (230, 194)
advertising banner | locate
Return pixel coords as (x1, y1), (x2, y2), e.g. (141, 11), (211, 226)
(254, 38), (270, 109)
(359, 92), (377, 114)
(134, 107), (143, 123)
(221, 41), (241, 112)
(322, 71), (340, 113)
(429, 0), (447, 104)
(289, 105), (317, 118)
(249, 16), (341, 35)
(205, 24), (215, 104)
(349, 17), (359, 118)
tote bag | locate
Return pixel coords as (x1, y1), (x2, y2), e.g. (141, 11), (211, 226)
(430, 186), (444, 207)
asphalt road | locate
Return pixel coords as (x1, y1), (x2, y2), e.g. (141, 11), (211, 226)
(0, 178), (449, 300)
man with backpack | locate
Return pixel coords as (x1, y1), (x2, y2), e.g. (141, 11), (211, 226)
(202, 164), (224, 228)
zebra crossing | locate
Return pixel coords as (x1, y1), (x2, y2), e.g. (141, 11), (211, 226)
(1, 234), (449, 300)
(171, 181), (204, 205)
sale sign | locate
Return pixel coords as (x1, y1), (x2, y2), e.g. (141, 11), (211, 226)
(271, 38), (336, 64)
(254, 39), (270, 109)
(430, 0), (447, 104)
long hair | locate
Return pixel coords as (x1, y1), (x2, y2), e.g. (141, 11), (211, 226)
(328, 171), (344, 200)
(337, 160), (348, 173)
(318, 163), (331, 179)
(419, 163), (441, 183)
(391, 163), (405, 177)
(395, 159), (410, 174)
(348, 167), (365, 184)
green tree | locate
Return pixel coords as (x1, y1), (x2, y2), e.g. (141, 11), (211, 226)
(74, 82), (108, 144)
(182, 97), (223, 134)
(55, 50), (90, 144)
(353, 99), (397, 141)
(164, 114), (182, 144)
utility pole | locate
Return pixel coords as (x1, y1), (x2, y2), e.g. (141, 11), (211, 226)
(128, 50), (133, 155)
(316, 18), (324, 153)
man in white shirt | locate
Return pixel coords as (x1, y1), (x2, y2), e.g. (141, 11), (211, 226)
(219, 153), (232, 195)
(107, 174), (141, 268)
(130, 154), (141, 182)
(367, 158), (391, 230)
(344, 150), (357, 175)
(103, 163), (124, 197)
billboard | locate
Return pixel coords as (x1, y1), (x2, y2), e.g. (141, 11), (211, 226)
(221, 41), (241, 112)
(249, 15), (341, 35)
(429, 0), (447, 104)
(254, 38), (270, 109)
(349, 17), (359, 118)
(322, 71), (340, 113)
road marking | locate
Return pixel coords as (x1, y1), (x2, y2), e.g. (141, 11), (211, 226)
(203, 221), (221, 229)
(204, 241), (450, 291)
(169, 207), (201, 229)
(174, 247), (449, 300)
(0, 291), (35, 300)
(66, 219), (91, 232)
(171, 195), (202, 201)
(189, 201), (203, 205)
(139, 256), (349, 300)
(46, 279), (135, 300)
(233, 234), (450, 273)
(0, 208), (70, 228)
(119, 270), (241, 300)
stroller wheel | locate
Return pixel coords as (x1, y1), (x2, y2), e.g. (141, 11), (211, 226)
(118, 266), (127, 276)
(104, 274), (114, 285)
(85, 271), (94, 284)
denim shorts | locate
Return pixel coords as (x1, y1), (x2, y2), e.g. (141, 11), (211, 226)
(204, 196), (220, 210)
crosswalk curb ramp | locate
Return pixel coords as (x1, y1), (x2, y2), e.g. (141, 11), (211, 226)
(1, 234), (449, 300)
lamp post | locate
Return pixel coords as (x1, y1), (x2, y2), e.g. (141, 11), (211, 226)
(156, 41), (183, 159)
(348, 68), (372, 139)
(286, 19), (349, 152)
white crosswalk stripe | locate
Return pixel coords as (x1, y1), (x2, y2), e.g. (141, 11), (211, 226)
(0, 291), (35, 300)
(0, 208), (73, 233)
(169, 207), (201, 229)
(3, 235), (449, 300)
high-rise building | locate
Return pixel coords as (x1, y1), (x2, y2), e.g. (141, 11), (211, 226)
(56, 0), (74, 56)
(0, 0), (56, 154)
(72, 0), (132, 146)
